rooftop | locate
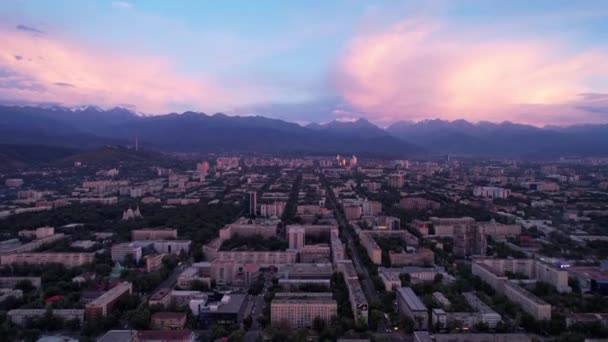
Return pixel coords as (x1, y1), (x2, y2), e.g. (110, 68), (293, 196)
(203, 293), (247, 314)
(137, 330), (193, 340)
(97, 330), (137, 342)
(151, 312), (187, 320)
(463, 292), (498, 314)
(398, 287), (427, 312)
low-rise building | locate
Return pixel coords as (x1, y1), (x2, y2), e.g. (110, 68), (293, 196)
(132, 228), (178, 241)
(193, 292), (247, 328)
(0, 252), (94, 268)
(473, 186), (511, 199)
(463, 292), (501, 328)
(151, 312), (187, 330)
(137, 330), (195, 342)
(111, 243), (143, 263)
(0, 276), (41, 288)
(413, 332), (530, 342)
(433, 292), (451, 309)
(149, 288), (172, 308)
(8, 309), (84, 325)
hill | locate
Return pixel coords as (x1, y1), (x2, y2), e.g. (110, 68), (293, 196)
(53, 145), (167, 167)
(0, 144), (80, 170)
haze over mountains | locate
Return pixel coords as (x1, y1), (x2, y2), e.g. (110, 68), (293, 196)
(2, 105), (608, 159)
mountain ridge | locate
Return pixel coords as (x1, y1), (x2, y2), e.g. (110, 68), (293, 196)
(2, 104), (608, 158)
(0, 105), (422, 158)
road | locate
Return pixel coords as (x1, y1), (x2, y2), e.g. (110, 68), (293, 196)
(324, 182), (377, 301)
(243, 273), (272, 342)
(324, 178), (406, 341)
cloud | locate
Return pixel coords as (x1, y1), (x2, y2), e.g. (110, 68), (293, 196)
(53, 82), (75, 88)
(111, 1), (133, 9)
(335, 19), (608, 125)
(575, 93), (608, 115)
(16, 24), (44, 34)
(0, 28), (233, 113)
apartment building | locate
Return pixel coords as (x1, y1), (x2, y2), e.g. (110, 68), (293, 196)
(0, 252), (94, 268)
(463, 292), (502, 328)
(472, 261), (552, 320)
(111, 243), (143, 263)
(0, 233), (66, 255)
(85, 282), (133, 319)
(473, 186), (511, 199)
(474, 258), (570, 293)
(397, 287), (428, 330)
(8, 309), (84, 325)
(18, 226), (55, 239)
(346, 278), (369, 324)
(271, 293), (337, 328)
(132, 228), (178, 240)
(359, 231), (382, 265)
(151, 312), (187, 330)
(260, 201), (286, 218)
(218, 217), (280, 242)
(429, 217), (476, 237)
(149, 288), (172, 308)
(0, 276), (41, 288)
(389, 248), (434, 266)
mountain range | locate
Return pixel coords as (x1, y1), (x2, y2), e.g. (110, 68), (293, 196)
(1, 104), (608, 159)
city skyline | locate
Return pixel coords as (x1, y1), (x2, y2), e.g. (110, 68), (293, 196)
(1, 1), (607, 126)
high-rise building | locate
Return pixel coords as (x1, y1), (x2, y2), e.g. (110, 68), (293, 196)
(362, 200), (382, 216)
(288, 226), (305, 251)
(248, 191), (257, 217)
(453, 224), (487, 257)
(197, 161), (210, 173)
(388, 172), (405, 188)
(344, 204), (362, 220)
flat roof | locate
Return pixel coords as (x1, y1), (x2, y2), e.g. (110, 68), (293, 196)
(96, 330), (137, 342)
(463, 292), (497, 314)
(204, 293), (247, 314)
(280, 263), (333, 276)
(398, 287), (427, 312)
(151, 312), (187, 319)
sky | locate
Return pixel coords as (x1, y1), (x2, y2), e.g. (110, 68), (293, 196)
(1, 0), (608, 126)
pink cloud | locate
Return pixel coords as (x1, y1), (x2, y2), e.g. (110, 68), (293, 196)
(0, 28), (230, 113)
(335, 19), (608, 125)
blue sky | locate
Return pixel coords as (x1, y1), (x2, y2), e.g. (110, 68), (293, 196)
(1, 0), (607, 125)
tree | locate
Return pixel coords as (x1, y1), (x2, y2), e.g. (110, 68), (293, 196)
(312, 316), (326, 333)
(434, 273), (443, 284)
(228, 329), (244, 342)
(211, 324), (228, 339)
(243, 315), (253, 330)
(474, 322), (489, 332)
(15, 280), (34, 293)
(94, 263), (112, 277)
(128, 307), (151, 330)
(398, 315), (415, 333)
(400, 273), (411, 286)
